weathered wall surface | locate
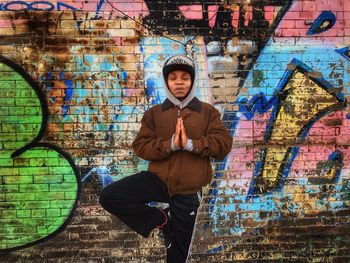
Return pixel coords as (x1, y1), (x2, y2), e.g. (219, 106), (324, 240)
(0, 0), (349, 262)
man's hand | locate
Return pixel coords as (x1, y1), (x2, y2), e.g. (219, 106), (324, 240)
(174, 118), (181, 149)
(179, 118), (188, 148)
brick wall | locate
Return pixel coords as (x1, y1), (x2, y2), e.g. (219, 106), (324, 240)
(0, 0), (349, 262)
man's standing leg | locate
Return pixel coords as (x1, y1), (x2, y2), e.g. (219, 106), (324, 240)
(167, 193), (200, 263)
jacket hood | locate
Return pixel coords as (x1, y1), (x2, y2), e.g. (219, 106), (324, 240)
(163, 77), (196, 110)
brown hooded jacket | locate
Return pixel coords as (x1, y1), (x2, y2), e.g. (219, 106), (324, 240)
(132, 97), (233, 195)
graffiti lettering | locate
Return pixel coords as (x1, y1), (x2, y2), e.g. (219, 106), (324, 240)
(178, 4), (256, 29)
(0, 1), (79, 11)
(249, 59), (346, 195)
(143, 0), (292, 48)
(95, 0), (105, 19)
(0, 56), (80, 251)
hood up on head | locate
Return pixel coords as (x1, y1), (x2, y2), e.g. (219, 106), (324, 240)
(162, 55), (196, 109)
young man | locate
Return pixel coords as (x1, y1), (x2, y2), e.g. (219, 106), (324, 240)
(99, 55), (232, 262)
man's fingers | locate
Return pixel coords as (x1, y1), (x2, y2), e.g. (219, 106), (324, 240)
(175, 118), (181, 134)
(179, 118), (188, 147)
(174, 119), (181, 148)
(177, 118), (183, 147)
(181, 118), (186, 135)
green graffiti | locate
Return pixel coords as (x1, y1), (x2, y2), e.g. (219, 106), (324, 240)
(0, 59), (79, 250)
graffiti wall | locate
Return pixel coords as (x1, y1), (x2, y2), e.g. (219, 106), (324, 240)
(0, 0), (349, 261)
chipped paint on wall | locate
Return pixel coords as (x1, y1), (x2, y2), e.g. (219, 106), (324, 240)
(0, 0), (349, 261)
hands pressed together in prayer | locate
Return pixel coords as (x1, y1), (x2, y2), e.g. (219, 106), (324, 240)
(173, 118), (188, 149)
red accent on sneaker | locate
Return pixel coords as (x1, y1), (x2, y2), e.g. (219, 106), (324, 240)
(156, 208), (169, 229)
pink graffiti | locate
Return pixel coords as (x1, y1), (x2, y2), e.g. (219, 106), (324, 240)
(96, 0), (149, 18)
(178, 5), (203, 20)
(263, 6), (282, 26)
(208, 5), (219, 28)
(274, 0), (344, 38)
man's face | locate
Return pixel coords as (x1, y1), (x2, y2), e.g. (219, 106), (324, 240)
(167, 70), (192, 101)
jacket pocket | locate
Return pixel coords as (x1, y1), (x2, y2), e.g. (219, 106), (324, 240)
(175, 153), (210, 193)
(148, 158), (170, 184)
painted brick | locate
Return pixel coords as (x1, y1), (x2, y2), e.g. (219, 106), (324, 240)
(0, 0), (349, 261)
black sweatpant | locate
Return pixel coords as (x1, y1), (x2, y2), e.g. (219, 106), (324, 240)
(99, 171), (200, 263)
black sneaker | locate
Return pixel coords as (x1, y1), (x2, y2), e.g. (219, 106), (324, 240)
(158, 208), (172, 249)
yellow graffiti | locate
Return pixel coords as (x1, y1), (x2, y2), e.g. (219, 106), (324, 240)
(256, 71), (342, 192)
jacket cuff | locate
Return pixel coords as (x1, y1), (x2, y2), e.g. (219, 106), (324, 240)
(192, 138), (208, 154)
(162, 139), (173, 155)
(183, 139), (193, 151)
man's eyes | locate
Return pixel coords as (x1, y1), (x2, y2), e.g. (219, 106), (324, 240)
(169, 76), (190, 81)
